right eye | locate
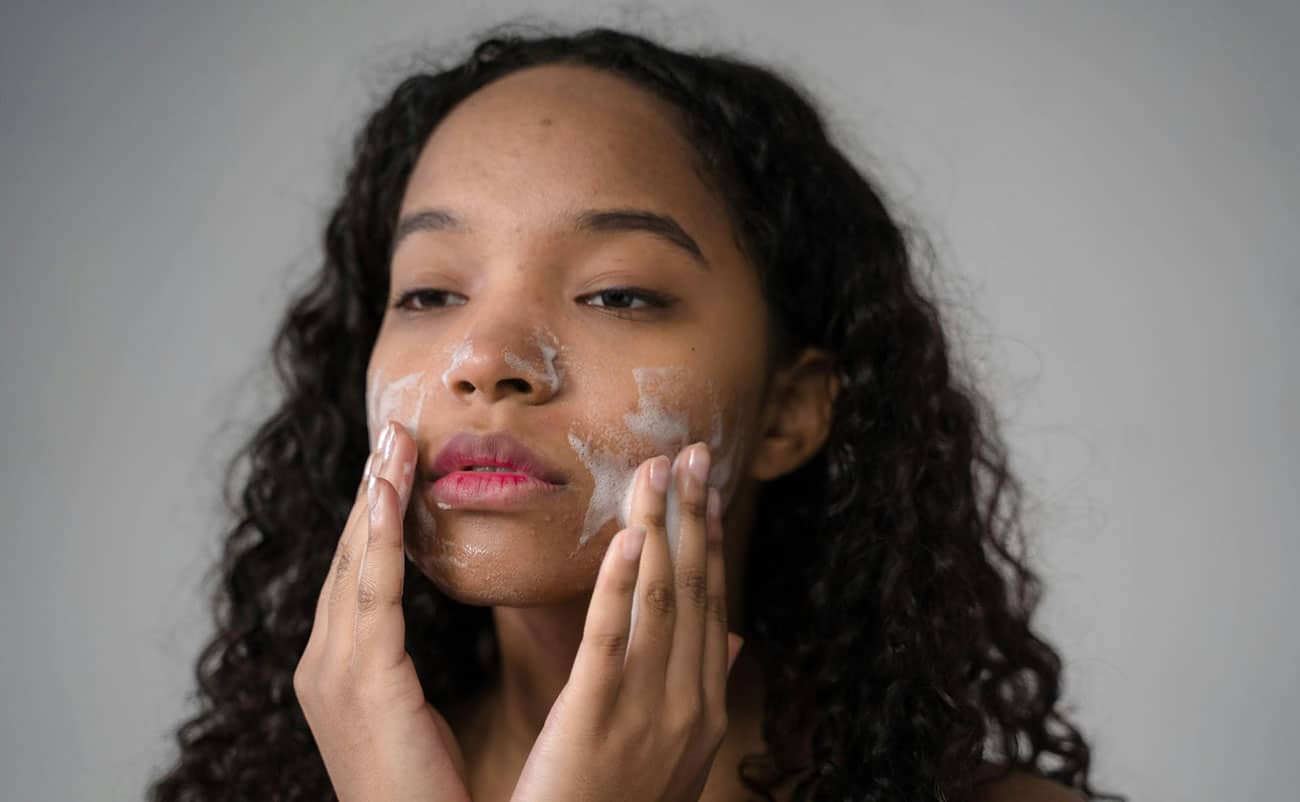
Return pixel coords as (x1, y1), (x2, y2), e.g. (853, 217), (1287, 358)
(392, 289), (467, 311)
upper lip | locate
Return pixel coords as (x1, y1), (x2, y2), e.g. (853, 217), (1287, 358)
(427, 430), (568, 484)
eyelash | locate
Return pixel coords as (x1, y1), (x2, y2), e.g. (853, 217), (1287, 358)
(391, 287), (674, 316)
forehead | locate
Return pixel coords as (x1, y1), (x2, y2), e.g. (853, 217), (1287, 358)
(398, 64), (722, 239)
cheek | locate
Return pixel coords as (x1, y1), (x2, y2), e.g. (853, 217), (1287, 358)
(366, 359), (437, 449)
(563, 363), (753, 549)
(704, 383), (749, 510)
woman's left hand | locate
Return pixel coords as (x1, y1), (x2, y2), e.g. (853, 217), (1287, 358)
(510, 441), (745, 802)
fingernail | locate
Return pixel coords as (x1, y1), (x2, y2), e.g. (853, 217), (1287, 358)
(686, 443), (710, 493)
(367, 474), (378, 512)
(648, 456), (669, 493)
(381, 422), (396, 464)
(622, 526), (647, 560)
(363, 452), (375, 479)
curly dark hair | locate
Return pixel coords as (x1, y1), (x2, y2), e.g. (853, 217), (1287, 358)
(147, 20), (1126, 802)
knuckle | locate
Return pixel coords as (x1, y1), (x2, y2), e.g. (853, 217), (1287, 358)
(678, 495), (708, 520)
(641, 508), (666, 529)
(356, 578), (378, 614)
(665, 702), (701, 738)
(591, 631), (628, 658)
(608, 570), (638, 596)
(645, 579), (676, 616)
(707, 593), (727, 626)
(291, 664), (314, 699)
(334, 547), (352, 580)
(678, 570), (708, 608)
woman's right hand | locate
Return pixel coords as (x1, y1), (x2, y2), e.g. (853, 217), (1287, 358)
(293, 420), (471, 802)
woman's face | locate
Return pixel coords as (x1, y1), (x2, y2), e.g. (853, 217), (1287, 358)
(367, 64), (772, 605)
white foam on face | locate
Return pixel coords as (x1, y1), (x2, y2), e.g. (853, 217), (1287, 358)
(566, 432), (639, 558)
(440, 338), (474, 391)
(624, 366), (692, 448)
(627, 366), (695, 561)
(503, 326), (565, 395)
(566, 365), (695, 560)
(377, 371), (427, 442)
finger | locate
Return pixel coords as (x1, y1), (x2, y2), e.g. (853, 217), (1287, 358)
(567, 525), (647, 710)
(304, 447), (376, 661)
(701, 485), (731, 716)
(623, 456), (664, 656)
(383, 420), (418, 517)
(665, 442), (711, 693)
(326, 420), (399, 660)
(353, 422), (417, 670)
(622, 452), (676, 696)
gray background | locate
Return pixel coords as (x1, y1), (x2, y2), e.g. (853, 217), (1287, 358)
(3, 1), (1296, 800)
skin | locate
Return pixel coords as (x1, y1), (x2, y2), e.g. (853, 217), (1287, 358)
(298, 63), (1073, 802)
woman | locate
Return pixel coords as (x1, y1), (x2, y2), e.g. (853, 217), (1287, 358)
(148, 22), (1126, 802)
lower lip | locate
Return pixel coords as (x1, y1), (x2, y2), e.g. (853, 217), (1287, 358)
(427, 470), (566, 509)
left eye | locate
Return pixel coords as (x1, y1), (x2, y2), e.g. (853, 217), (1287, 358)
(580, 287), (671, 311)
(392, 289), (467, 311)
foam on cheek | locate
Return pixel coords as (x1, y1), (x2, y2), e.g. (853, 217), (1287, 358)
(567, 366), (694, 559)
(624, 366), (692, 447)
(376, 371), (428, 442)
(566, 432), (638, 558)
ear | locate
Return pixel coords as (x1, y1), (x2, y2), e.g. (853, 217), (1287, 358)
(749, 347), (841, 482)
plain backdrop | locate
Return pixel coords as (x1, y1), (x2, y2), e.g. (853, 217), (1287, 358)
(3, 2), (1296, 800)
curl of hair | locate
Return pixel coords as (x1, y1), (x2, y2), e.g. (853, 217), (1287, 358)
(148, 21), (1127, 802)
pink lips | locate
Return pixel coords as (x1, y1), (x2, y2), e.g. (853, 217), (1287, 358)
(428, 430), (568, 483)
(424, 430), (568, 508)
(428, 470), (567, 508)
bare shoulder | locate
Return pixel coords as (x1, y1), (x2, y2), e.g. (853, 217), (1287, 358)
(972, 769), (1087, 802)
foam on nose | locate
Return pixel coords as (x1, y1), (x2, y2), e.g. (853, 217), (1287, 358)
(440, 338), (474, 390)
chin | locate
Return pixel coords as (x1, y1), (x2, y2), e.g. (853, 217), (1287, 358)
(421, 561), (602, 608)
(408, 516), (613, 608)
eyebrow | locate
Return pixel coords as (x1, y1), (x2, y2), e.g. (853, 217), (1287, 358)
(390, 206), (711, 270)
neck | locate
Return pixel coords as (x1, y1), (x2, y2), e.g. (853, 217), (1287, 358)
(489, 595), (592, 754)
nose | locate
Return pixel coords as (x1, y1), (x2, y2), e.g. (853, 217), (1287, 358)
(442, 334), (561, 406)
